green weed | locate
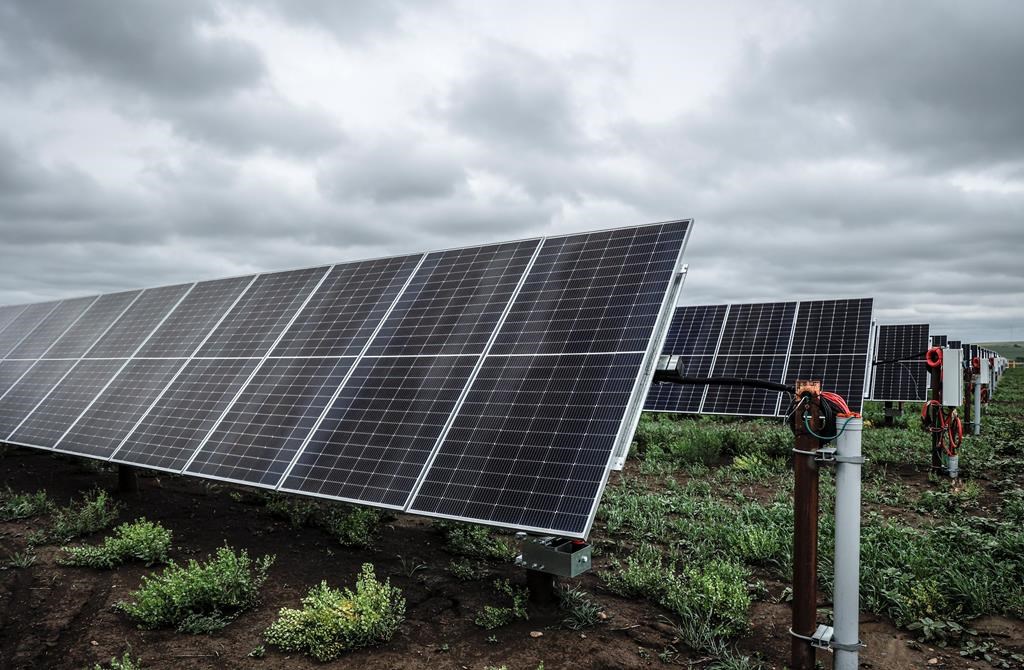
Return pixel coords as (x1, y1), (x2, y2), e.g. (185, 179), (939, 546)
(435, 521), (516, 561)
(60, 519), (172, 568)
(0, 487), (52, 521)
(474, 579), (529, 629)
(47, 488), (122, 543)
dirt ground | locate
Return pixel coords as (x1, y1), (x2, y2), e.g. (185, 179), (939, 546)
(1, 448), (1020, 670)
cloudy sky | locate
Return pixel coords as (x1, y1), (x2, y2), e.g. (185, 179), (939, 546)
(0, 0), (1021, 342)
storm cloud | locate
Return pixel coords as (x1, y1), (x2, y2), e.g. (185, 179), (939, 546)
(0, 0), (1021, 342)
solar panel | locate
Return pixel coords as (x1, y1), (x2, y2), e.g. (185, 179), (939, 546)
(7, 296), (97, 359)
(644, 304), (728, 413)
(109, 357), (259, 472)
(0, 359), (77, 436)
(185, 356), (356, 487)
(136, 276), (255, 358)
(8, 359), (125, 448)
(271, 255), (422, 358)
(871, 324), (930, 401)
(56, 359), (186, 459)
(366, 241), (540, 357)
(0, 301), (61, 358)
(86, 284), (193, 358)
(783, 298), (873, 413)
(280, 355), (479, 507)
(44, 291), (142, 359)
(407, 222), (689, 535)
(196, 267), (329, 358)
(4, 220), (691, 539)
(931, 334), (947, 347)
(702, 302), (797, 416)
(948, 340), (961, 349)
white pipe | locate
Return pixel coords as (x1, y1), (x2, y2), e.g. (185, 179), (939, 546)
(833, 417), (863, 670)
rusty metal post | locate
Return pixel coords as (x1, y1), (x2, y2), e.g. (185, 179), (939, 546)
(526, 569), (557, 605)
(883, 401), (894, 427)
(929, 358), (942, 472)
(118, 464), (139, 495)
(791, 382), (821, 670)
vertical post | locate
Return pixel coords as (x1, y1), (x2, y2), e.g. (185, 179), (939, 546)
(883, 401), (894, 427)
(118, 464), (139, 495)
(973, 377), (982, 436)
(526, 569), (557, 605)
(791, 385), (821, 670)
(929, 357), (942, 473)
(833, 416), (863, 670)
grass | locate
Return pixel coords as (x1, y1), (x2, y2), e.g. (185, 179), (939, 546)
(90, 651), (143, 670)
(474, 579), (529, 629)
(264, 564), (405, 661)
(115, 546), (274, 632)
(596, 366), (1024, 660)
(0, 487), (52, 521)
(59, 519), (172, 568)
(261, 494), (386, 548)
(43, 488), (122, 544)
(556, 584), (603, 630)
(434, 520), (516, 561)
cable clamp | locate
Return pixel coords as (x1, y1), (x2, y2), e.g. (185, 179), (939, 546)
(794, 447), (865, 465)
(789, 626), (864, 652)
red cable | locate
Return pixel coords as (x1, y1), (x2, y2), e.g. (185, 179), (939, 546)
(925, 347), (943, 368)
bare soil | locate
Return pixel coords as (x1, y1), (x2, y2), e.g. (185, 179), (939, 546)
(1, 449), (1019, 670)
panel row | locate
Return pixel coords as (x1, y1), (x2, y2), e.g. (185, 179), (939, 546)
(869, 323), (930, 402)
(0, 220), (691, 537)
(645, 298), (874, 416)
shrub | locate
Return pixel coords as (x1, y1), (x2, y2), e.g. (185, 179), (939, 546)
(661, 560), (751, 640)
(448, 558), (486, 581)
(321, 505), (383, 548)
(47, 488), (122, 543)
(264, 564), (405, 661)
(0, 488), (52, 521)
(435, 521), (516, 561)
(474, 579), (529, 629)
(60, 519), (172, 568)
(90, 651), (143, 670)
(115, 546), (274, 631)
(264, 494), (319, 528)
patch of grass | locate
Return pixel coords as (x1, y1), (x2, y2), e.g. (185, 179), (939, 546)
(264, 564), (404, 661)
(46, 488), (122, 544)
(0, 487), (52, 521)
(448, 557), (487, 581)
(474, 579), (529, 629)
(435, 521), (516, 561)
(321, 505), (384, 548)
(556, 585), (603, 630)
(115, 546), (274, 632)
(7, 549), (36, 568)
(89, 651), (143, 670)
(263, 494), (319, 528)
(60, 519), (172, 568)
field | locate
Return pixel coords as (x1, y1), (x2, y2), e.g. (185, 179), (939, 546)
(979, 342), (1024, 362)
(2, 370), (1023, 670)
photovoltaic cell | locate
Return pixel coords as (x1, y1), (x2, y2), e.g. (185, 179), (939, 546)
(948, 340), (961, 349)
(186, 357), (356, 487)
(271, 255), (422, 358)
(44, 291), (141, 359)
(0, 359), (77, 436)
(8, 296), (96, 359)
(136, 276), (254, 358)
(410, 352), (643, 535)
(57, 359), (186, 459)
(702, 302), (796, 416)
(196, 267), (329, 358)
(871, 324), (930, 401)
(112, 357), (260, 471)
(366, 241), (539, 357)
(784, 299), (873, 412)
(0, 360), (36, 397)
(644, 304), (727, 413)
(490, 222), (689, 356)
(931, 334), (947, 347)
(86, 284), (192, 358)
(0, 301), (61, 358)
(8, 359), (124, 447)
(280, 355), (478, 507)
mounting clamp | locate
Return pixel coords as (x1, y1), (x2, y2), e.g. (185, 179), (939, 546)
(809, 446), (866, 465)
(514, 534), (592, 577)
(790, 625), (864, 652)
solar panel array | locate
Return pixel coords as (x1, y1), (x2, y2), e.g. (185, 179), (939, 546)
(931, 334), (947, 347)
(869, 324), (930, 401)
(645, 298), (874, 416)
(0, 220), (690, 538)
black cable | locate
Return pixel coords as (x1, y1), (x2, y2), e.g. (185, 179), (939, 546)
(872, 350), (930, 366)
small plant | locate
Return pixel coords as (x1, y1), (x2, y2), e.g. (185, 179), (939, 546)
(264, 494), (319, 528)
(0, 487), (52, 521)
(248, 644), (266, 658)
(8, 549), (37, 568)
(435, 521), (516, 561)
(115, 546), (273, 631)
(396, 554), (427, 578)
(264, 564), (405, 661)
(60, 519), (172, 568)
(557, 585), (603, 630)
(321, 505), (384, 548)
(90, 651), (143, 670)
(448, 557), (486, 581)
(47, 488), (122, 543)
(474, 579), (529, 629)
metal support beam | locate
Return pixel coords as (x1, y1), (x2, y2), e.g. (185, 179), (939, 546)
(118, 464), (139, 495)
(929, 360), (943, 473)
(833, 417), (864, 670)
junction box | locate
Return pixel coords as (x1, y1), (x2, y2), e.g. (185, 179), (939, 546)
(942, 347), (964, 407)
(516, 534), (592, 577)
